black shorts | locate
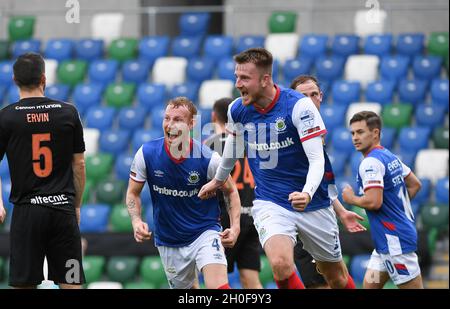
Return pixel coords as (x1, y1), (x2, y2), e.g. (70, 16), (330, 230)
(221, 213), (261, 273)
(294, 240), (327, 288)
(9, 204), (85, 286)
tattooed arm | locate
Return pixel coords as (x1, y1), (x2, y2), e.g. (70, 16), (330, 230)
(126, 179), (151, 242)
(219, 176), (241, 248)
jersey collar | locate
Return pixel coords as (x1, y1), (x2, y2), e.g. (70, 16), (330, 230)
(253, 85), (280, 114)
(164, 138), (194, 164)
(365, 145), (384, 157)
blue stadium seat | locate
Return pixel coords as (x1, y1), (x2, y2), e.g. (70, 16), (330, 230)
(430, 79), (449, 109)
(398, 127), (431, 154)
(365, 80), (396, 105)
(186, 57), (215, 83)
(0, 158), (9, 179)
(7, 85), (19, 104)
(380, 127), (396, 149)
(319, 80), (330, 103)
(331, 126), (354, 155)
(435, 177), (449, 204)
(350, 254), (371, 285)
(137, 83), (166, 112)
(412, 178), (431, 206)
(315, 56), (345, 83)
(44, 39), (74, 61)
(45, 84), (70, 102)
(12, 39), (41, 58)
(72, 83), (103, 115)
(396, 150), (416, 170)
(179, 12), (210, 37)
(321, 104), (347, 131)
(115, 153), (134, 181)
(396, 33), (425, 58)
(331, 80), (361, 106)
(298, 34), (328, 60)
(282, 58), (313, 84)
(80, 204), (110, 233)
(411, 202), (421, 218)
(363, 34), (393, 57)
(196, 107), (213, 138)
(132, 129), (159, 153)
(122, 59), (151, 84)
(272, 59), (281, 84)
(117, 106), (147, 133)
(0, 61), (14, 87)
(85, 106), (115, 131)
(99, 129), (130, 155)
(331, 34), (360, 58)
(217, 57), (235, 81)
(171, 36), (202, 59)
(350, 152), (364, 176)
(0, 85), (6, 104)
(75, 39), (104, 61)
(398, 79), (428, 105)
(236, 35), (265, 53)
(415, 104), (447, 129)
(327, 152), (348, 177)
(138, 36), (170, 66)
(88, 59), (119, 86)
(169, 82), (200, 102)
(380, 55), (410, 83)
(412, 56), (443, 80)
(203, 35), (234, 63)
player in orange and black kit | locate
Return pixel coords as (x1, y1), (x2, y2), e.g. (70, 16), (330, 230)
(204, 98), (263, 289)
(0, 53), (86, 288)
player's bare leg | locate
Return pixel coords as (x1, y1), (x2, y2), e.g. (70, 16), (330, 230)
(239, 269), (263, 289)
(59, 283), (82, 289)
(363, 268), (390, 289)
(202, 264), (229, 289)
(397, 274), (424, 289)
(264, 235), (296, 280)
(316, 260), (350, 288)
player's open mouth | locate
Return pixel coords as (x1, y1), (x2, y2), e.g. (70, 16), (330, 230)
(166, 131), (181, 140)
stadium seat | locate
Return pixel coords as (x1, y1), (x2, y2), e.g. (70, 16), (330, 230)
(108, 38), (138, 62)
(72, 83), (103, 115)
(396, 33), (425, 58)
(265, 33), (299, 64)
(110, 204), (133, 232)
(79, 204), (110, 233)
(83, 256), (106, 283)
(106, 256), (139, 283)
(44, 39), (74, 61)
(85, 106), (115, 130)
(319, 104), (347, 132)
(268, 11), (297, 33)
(430, 79), (449, 109)
(236, 35), (265, 53)
(398, 127), (431, 154)
(0, 40), (9, 60)
(435, 177), (449, 205)
(346, 102), (382, 127)
(99, 130), (130, 155)
(88, 282), (123, 289)
(0, 61), (14, 87)
(365, 80), (396, 105)
(169, 82), (200, 102)
(149, 107), (166, 129)
(117, 106), (147, 133)
(396, 151), (416, 170)
(8, 16), (35, 41)
(171, 36), (202, 59)
(83, 128), (100, 156)
(57, 60), (87, 87)
(415, 149), (449, 184)
(353, 9), (387, 37)
(137, 83), (166, 111)
(420, 204), (449, 232)
(382, 103), (413, 131)
(349, 254), (371, 285)
(88, 59), (119, 86)
(427, 32), (449, 59)
(44, 59), (58, 86)
(412, 178), (431, 206)
(199, 80), (234, 108)
(380, 127), (396, 149)
(140, 256), (167, 288)
(7, 85), (20, 104)
(105, 83), (135, 109)
(85, 153), (114, 184)
(91, 13), (124, 46)
(345, 55), (379, 89)
(327, 152), (349, 176)
(152, 57), (187, 89)
(413, 55), (443, 80)
(124, 282), (156, 289)
(138, 36), (170, 65)
(415, 104), (447, 129)
(331, 127), (354, 155)
(315, 55), (345, 83)
(380, 55), (410, 83)
(335, 175), (358, 200)
(363, 34), (393, 57)
(115, 153), (133, 181)
(272, 59), (281, 84)
(83, 179), (93, 204)
(350, 152), (364, 176)
(132, 129), (158, 153)
(122, 59), (150, 84)
(186, 57), (215, 83)
(282, 58), (314, 84)
(259, 255), (273, 286)
(217, 57), (236, 81)
(433, 126), (449, 149)
(75, 39), (104, 61)
(331, 34), (360, 58)
(179, 12), (210, 36)
(331, 80), (361, 106)
(203, 35), (234, 63)
(11, 39), (41, 58)
(298, 34), (328, 60)
(398, 79), (428, 106)
(45, 84), (70, 102)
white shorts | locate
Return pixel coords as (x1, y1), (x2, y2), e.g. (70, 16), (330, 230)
(251, 200), (342, 263)
(366, 250), (421, 286)
(157, 229), (227, 289)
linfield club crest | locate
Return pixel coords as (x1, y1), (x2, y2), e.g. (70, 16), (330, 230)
(275, 117), (286, 132)
(188, 171), (200, 184)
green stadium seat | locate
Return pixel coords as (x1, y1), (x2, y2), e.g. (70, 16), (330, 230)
(268, 12), (297, 33)
(110, 204), (133, 232)
(82, 179), (93, 204)
(8, 16), (35, 41)
(351, 206), (370, 231)
(85, 153), (114, 184)
(428, 32), (449, 58)
(420, 204), (449, 232)
(106, 256), (139, 283)
(427, 228), (439, 256)
(83, 256), (105, 283)
(105, 83), (135, 108)
(108, 38), (138, 62)
(0, 41), (9, 60)
(259, 255), (273, 285)
(124, 282), (156, 289)
(96, 180), (126, 205)
(433, 127), (449, 149)
(140, 256), (167, 288)
(382, 103), (413, 131)
(57, 60), (87, 86)
(342, 255), (350, 268)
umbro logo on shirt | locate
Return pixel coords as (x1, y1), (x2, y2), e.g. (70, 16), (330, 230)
(154, 170), (164, 177)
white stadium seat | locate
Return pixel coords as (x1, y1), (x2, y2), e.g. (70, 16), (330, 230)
(354, 9), (387, 37)
(265, 33), (299, 65)
(345, 55), (380, 89)
(199, 80), (234, 109)
(346, 102), (382, 127)
(415, 149), (449, 184)
(88, 281), (123, 289)
(152, 57), (187, 89)
(91, 13), (124, 46)
(83, 128), (100, 156)
(44, 59), (58, 86)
